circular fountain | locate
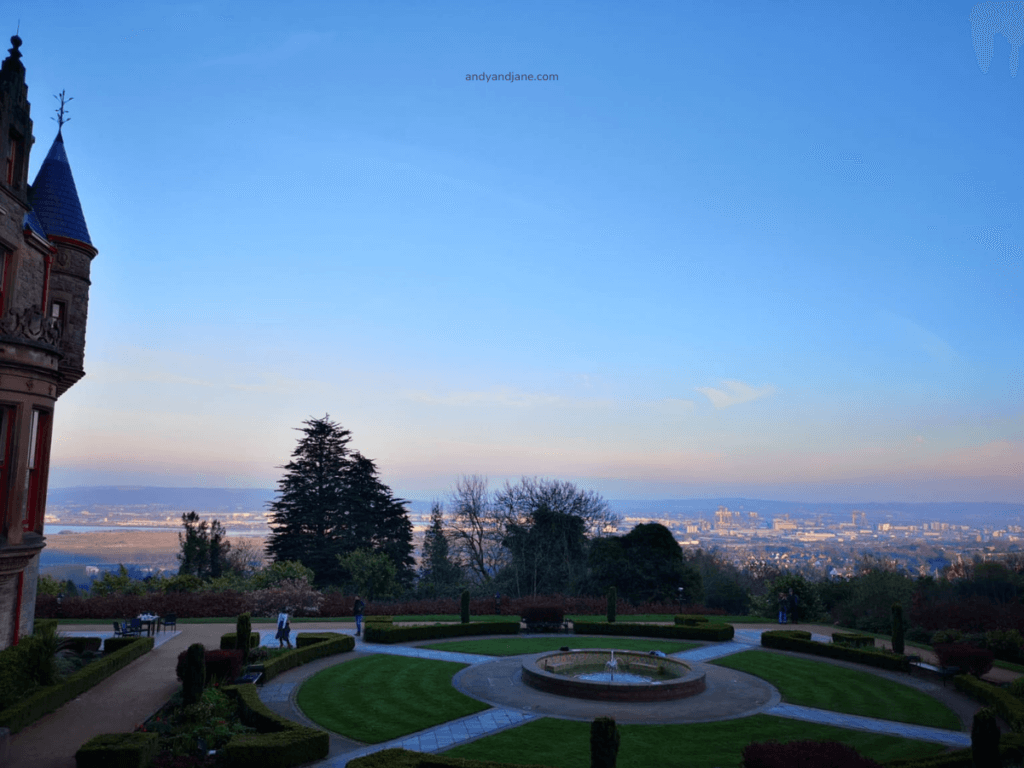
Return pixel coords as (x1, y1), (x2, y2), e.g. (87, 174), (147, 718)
(521, 649), (705, 702)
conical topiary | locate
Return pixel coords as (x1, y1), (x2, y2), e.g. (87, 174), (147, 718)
(183, 643), (206, 705)
(972, 708), (1000, 768)
(461, 590), (470, 624)
(590, 716), (620, 768)
(891, 603), (905, 655)
(237, 613), (252, 666)
(607, 587), (617, 624)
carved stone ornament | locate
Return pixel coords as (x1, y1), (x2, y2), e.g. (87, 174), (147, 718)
(0, 306), (62, 346)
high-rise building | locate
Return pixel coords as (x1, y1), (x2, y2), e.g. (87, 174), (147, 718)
(0, 35), (96, 648)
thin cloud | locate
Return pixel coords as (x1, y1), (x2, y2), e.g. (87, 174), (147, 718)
(695, 380), (777, 409)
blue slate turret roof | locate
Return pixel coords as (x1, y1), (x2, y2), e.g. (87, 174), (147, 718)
(23, 209), (46, 239)
(28, 131), (92, 247)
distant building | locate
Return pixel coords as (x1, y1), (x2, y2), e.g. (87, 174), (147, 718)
(0, 35), (97, 648)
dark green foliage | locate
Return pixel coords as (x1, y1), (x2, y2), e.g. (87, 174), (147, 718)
(258, 634), (354, 682)
(934, 644), (993, 677)
(521, 605), (564, 630)
(590, 717), (619, 768)
(220, 631), (261, 650)
(585, 523), (701, 604)
(971, 708), (999, 767)
(33, 619), (58, 635)
(829, 564), (914, 633)
(265, 416), (415, 587)
(832, 633), (875, 648)
(182, 643), (206, 705)
(420, 502), (463, 596)
(606, 587), (616, 623)
(892, 602), (905, 655)
(75, 731), (159, 768)
(573, 620), (734, 641)
(178, 511), (231, 580)
(461, 590), (470, 624)
(237, 613), (252, 666)
(674, 615), (709, 626)
(760, 630), (910, 672)
(363, 622), (520, 644)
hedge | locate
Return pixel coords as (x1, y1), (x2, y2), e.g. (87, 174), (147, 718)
(64, 636), (103, 655)
(348, 747), (553, 768)
(573, 621), (735, 642)
(363, 622), (521, 644)
(218, 683), (329, 768)
(220, 632), (262, 650)
(884, 734), (1024, 768)
(260, 633), (354, 682)
(0, 636), (153, 733)
(953, 674), (1024, 732)
(832, 633), (875, 648)
(75, 731), (160, 768)
(760, 630), (910, 673)
(674, 615), (710, 626)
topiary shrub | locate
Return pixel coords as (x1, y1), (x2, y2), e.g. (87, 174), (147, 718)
(742, 739), (882, 768)
(182, 643), (205, 705)
(892, 603), (905, 655)
(972, 708), (1000, 767)
(590, 716), (619, 768)
(461, 590), (470, 625)
(237, 613), (252, 666)
(606, 587), (616, 624)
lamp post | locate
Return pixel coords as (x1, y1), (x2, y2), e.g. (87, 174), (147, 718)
(677, 587), (684, 615)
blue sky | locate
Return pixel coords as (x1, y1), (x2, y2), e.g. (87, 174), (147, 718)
(19, 0), (1022, 502)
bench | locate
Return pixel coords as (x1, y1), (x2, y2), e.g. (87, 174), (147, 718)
(524, 620), (570, 633)
(235, 671), (263, 685)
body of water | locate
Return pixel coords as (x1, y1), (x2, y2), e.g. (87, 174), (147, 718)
(47, 524), (267, 537)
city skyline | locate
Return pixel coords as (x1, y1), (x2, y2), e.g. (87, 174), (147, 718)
(24, 1), (1023, 503)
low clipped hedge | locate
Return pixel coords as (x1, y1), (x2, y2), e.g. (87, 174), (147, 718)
(364, 622), (521, 644)
(365, 615), (393, 625)
(761, 630), (910, 672)
(221, 632), (262, 650)
(743, 739), (882, 767)
(75, 731), (159, 768)
(349, 747), (553, 767)
(573, 621), (735, 642)
(884, 733), (1024, 768)
(0, 636), (153, 733)
(218, 683), (329, 768)
(64, 636), (103, 654)
(260, 633), (354, 682)
(674, 615), (710, 626)
(104, 636), (147, 654)
(953, 674), (1024, 732)
(833, 632), (875, 648)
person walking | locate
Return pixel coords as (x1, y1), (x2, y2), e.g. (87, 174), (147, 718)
(276, 608), (292, 648)
(788, 588), (799, 624)
(354, 595), (365, 636)
(777, 592), (788, 625)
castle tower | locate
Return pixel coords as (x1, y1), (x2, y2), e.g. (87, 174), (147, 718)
(0, 35), (96, 648)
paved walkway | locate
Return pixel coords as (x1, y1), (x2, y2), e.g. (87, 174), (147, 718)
(10, 621), (1007, 767)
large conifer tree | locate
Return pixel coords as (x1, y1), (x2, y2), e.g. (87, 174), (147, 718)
(265, 415), (414, 587)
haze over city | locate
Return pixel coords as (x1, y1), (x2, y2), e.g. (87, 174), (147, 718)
(23, 1), (1023, 503)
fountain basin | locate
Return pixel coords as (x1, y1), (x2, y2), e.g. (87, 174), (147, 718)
(521, 650), (705, 702)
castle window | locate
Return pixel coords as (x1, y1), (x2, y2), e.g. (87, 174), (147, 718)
(50, 300), (66, 334)
(5, 133), (21, 187)
(25, 409), (52, 533)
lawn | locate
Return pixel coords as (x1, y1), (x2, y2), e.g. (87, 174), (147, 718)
(295, 655), (490, 743)
(712, 650), (961, 730)
(420, 637), (698, 656)
(443, 714), (946, 768)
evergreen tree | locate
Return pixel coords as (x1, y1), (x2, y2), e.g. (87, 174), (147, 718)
(177, 511), (231, 580)
(420, 502), (462, 593)
(265, 415), (414, 587)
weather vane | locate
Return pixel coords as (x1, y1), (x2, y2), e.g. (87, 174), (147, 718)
(53, 90), (72, 131)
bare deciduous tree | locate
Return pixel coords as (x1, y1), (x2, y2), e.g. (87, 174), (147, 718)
(445, 475), (507, 584)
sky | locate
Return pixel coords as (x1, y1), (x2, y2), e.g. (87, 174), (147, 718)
(14, 0), (1023, 503)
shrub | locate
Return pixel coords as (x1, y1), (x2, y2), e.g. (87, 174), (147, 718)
(985, 628), (1024, 664)
(674, 615), (710, 626)
(934, 644), (993, 677)
(742, 739), (882, 768)
(364, 622), (520, 644)
(972, 708), (1000, 767)
(892, 603), (905, 655)
(259, 634), (354, 682)
(205, 650), (244, 684)
(461, 590), (470, 624)
(574, 621), (734, 642)
(590, 716), (619, 768)
(221, 632), (261, 651)
(760, 630), (910, 672)
(75, 732), (159, 768)
(237, 613), (252, 666)
(954, 675), (1024, 733)
(832, 632), (875, 648)
(182, 643), (206, 705)
(606, 587), (616, 624)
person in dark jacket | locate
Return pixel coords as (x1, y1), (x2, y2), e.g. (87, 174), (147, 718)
(354, 595), (365, 636)
(788, 588), (799, 624)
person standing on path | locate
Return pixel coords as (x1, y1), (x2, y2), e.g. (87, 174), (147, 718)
(788, 588), (799, 624)
(276, 608), (293, 648)
(777, 592), (788, 624)
(354, 595), (365, 636)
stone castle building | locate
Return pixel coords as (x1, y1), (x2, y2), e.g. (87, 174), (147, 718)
(0, 35), (96, 648)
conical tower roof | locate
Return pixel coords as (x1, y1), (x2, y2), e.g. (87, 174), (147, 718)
(28, 130), (92, 248)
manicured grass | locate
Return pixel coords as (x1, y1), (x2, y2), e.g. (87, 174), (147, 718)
(713, 650), (961, 730)
(444, 714), (946, 768)
(296, 655), (489, 743)
(420, 637), (698, 656)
